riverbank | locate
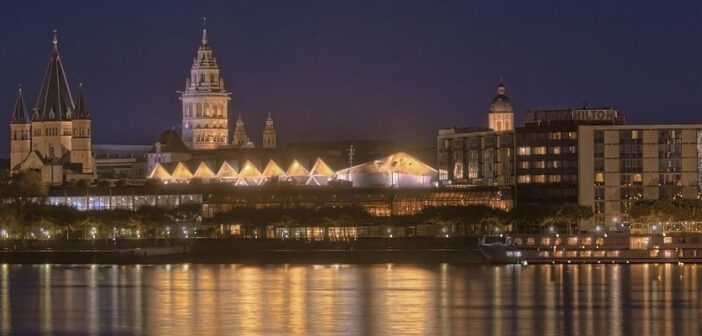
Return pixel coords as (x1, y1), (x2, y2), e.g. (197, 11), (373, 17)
(0, 237), (487, 264)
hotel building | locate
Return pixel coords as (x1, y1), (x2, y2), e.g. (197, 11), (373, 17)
(578, 124), (702, 231)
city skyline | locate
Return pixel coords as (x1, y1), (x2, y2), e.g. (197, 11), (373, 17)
(1, 1), (701, 158)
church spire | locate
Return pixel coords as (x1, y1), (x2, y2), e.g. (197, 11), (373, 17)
(33, 29), (75, 121)
(11, 86), (28, 124)
(201, 17), (208, 45)
(262, 112), (277, 149)
(74, 82), (90, 119)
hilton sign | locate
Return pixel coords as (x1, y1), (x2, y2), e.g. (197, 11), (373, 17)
(528, 109), (620, 123)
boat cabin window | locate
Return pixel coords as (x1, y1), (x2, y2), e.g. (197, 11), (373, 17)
(649, 249), (659, 257)
(526, 238), (535, 246)
(538, 251), (550, 257)
(630, 237), (649, 250)
(663, 237), (673, 244)
(566, 251), (577, 257)
(554, 238), (562, 246)
(663, 250), (674, 258)
(540, 238), (551, 246)
(595, 238), (604, 246)
(567, 237), (578, 245)
(580, 251), (592, 257)
(581, 237), (592, 245)
(607, 250), (619, 257)
(594, 251), (606, 257)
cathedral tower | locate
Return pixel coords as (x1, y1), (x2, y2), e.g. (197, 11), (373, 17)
(232, 114), (248, 146)
(31, 31), (75, 160)
(70, 83), (93, 173)
(262, 113), (276, 149)
(488, 82), (514, 132)
(10, 87), (30, 170)
(180, 21), (231, 150)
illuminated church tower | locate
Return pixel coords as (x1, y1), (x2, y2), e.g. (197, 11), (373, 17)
(180, 21), (231, 150)
(232, 114), (248, 146)
(488, 82), (514, 131)
(262, 113), (276, 149)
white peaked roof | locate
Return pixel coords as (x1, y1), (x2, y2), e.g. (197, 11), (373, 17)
(217, 160), (239, 179)
(193, 161), (217, 179)
(336, 152), (437, 176)
(309, 158), (334, 176)
(171, 162), (194, 180)
(148, 163), (172, 180)
(261, 159), (287, 178)
(238, 160), (263, 185)
(286, 159), (310, 177)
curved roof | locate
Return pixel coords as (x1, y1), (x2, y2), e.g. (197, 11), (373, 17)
(489, 83), (513, 114)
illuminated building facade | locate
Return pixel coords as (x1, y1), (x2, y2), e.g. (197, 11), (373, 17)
(578, 124), (702, 231)
(9, 31), (94, 184)
(515, 107), (624, 203)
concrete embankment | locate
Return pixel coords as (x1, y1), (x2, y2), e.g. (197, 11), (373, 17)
(0, 237), (487, 264)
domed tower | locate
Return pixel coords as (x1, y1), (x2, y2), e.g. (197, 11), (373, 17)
(70, 83), (93, 173)
(232, 114), (248, 146)
(9, 87), (31, 170)
(488, 82), (514, 131)
(262, 113), (276, 149)
(180, 20), (231, 150)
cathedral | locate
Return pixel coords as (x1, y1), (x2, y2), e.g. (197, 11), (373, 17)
(179, 24), (276, 150)
(9, 31), (94, 184)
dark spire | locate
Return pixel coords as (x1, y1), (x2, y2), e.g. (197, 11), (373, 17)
(74, 82), (90, 119)
(11, 86), (28, 124)
(33, 30), (75, 121)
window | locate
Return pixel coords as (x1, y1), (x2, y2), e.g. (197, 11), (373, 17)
(548, 175), (562, 182)
(517, 175), (531, 183)
(519, 161), (529, 169)
(549, 147), (561, 154)
(548, 161), (560, 168)
(533, 175), (546, 183)
(534, 161), (546, 169)
(548, 132), (562, 140)
(533, 146), (546, 155)
(595, 173), (604, 183)
(518, 147), (531, 155)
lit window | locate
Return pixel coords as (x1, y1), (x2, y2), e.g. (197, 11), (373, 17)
(518, 147), (531, 155)
(519, 161), (529, 169)
(534, 161), (546, 169)
(549, 147), (561, 154)
(595, 173), (604, 183)
(533, 175), (546, 183)
(533, 146), (546, 155)
(517, 175), (531, 183)
(548, 175), (562, 182)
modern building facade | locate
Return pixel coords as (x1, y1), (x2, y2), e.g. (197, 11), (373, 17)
(515, 107), (624, 203)
(578, 124), (702, 231)
(9, 31), (94, 184)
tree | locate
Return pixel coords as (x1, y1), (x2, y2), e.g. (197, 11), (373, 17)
(0, 170), (48, 238)
(559, 204), (593, 234)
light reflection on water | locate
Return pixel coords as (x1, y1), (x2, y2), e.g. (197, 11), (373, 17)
(0, 263), (701, 335)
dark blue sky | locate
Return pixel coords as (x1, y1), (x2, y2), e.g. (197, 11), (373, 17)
(1, 1), (701, 156)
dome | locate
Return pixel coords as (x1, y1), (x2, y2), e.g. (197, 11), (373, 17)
(489, 83), (513, 114)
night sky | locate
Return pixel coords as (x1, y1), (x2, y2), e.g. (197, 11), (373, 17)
(1, 1), (701, 157)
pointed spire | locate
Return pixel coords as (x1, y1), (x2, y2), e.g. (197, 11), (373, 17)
(11, 86), (28, 124)
(74, 82), (90, 119)
(34, 30), (75, 121)
(52, 29), (58, 48)
(201, 17), (208, 45)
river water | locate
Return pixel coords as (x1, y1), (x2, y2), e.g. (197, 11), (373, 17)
(0, 263), (700, 335)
